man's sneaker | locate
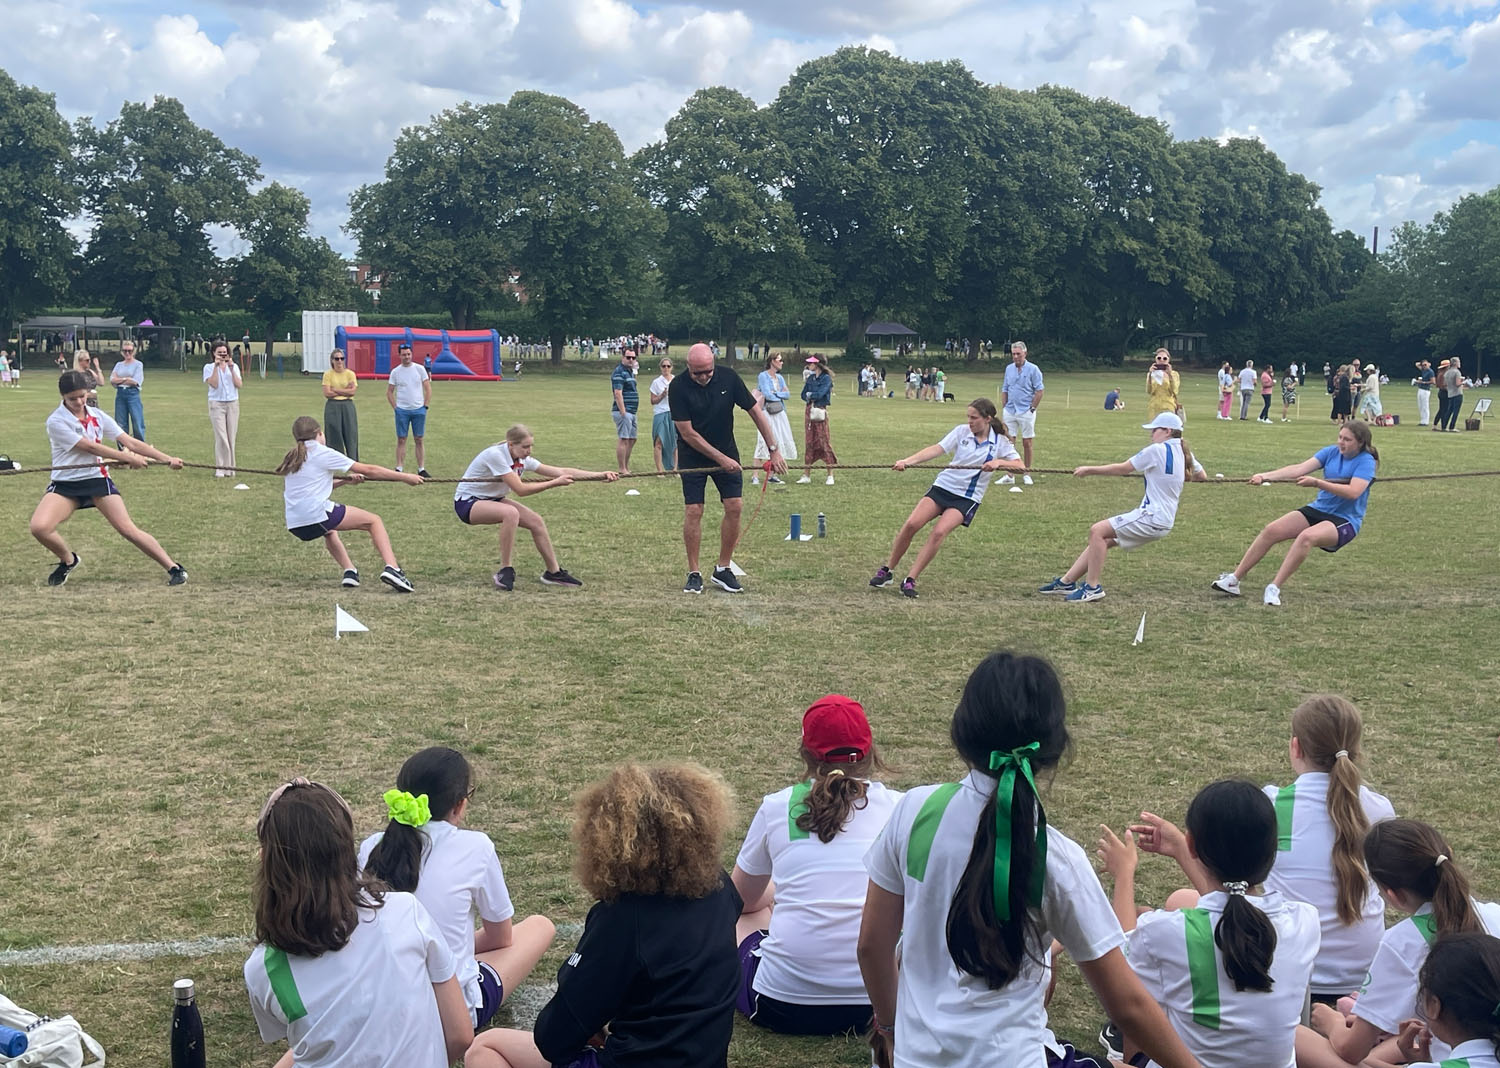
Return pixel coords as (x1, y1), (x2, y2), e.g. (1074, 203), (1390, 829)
(870, 565), (894, 588)
(394, 465), (403, 472)
(683, 571), (704, 594)
(166, 564), (189, 586)
(711, 566), (743, 593)
(825, 475), (835, 485)
(795, 475), (812, 483)
(493, 566), (516, 591)
(541, 569), (583, 587)
(1264, 582), (1282, 607)
(1211, 572), (1242, 596)
(1099, 1021), (1125, 1062)
(1065, 583), (1105, 602)
(1037, 577), (1077, 595)
(47, 552), (80, 587)
(900, 577), (917, 598)
(768, 476), (784, 484)
(341, 568), (360, 588)
(997, 474), (1015, 485)
(1022, 474), (1034, 486)
(417, 468), (431, 479)
(380, 565), (414, 592)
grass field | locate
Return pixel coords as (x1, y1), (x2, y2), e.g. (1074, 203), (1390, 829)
(1, 361), (1497, 1067)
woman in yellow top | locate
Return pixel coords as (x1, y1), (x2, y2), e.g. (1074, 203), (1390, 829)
(1145, 348), (1181, 419)
(321, 348), (360, 460)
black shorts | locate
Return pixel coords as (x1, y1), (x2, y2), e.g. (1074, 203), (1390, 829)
(44, 477), (119, 508)
(924, 485), (980, 527)
(289, 503), (347, 542)
(681, 469), (742, 506)
(1297, 505), (1357, 552)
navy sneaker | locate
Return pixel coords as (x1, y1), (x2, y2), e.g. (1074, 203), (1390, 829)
(541, 569), (583, 587)
(870, 565), (894, 588)
(711, 566), (743, 593)
(380, 566), (414, 592)
(493, 566), (516, 591)
(1065, 583), (1105, 602)
(341, 568), (360, 588)
(47, 552), (80, 587)
(166, 564), (188, 586)
(1037, 577), (1077, 595)
(683, 571), (704, 595)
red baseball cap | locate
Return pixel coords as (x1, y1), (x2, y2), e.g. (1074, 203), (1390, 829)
(802, 695), (871, 763)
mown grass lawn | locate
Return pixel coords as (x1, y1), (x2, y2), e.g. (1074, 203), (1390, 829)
(1, 360), (1496, 1067)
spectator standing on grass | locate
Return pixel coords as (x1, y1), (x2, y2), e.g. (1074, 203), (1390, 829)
(611, 349), (639, 475)
(650, 357), (678, 473)
(204, 340), (242, 478)
(752, 352), (796, 484)
(1001, 341), (1044, 484)
(1145, 349), (1181, 419)
(72, 350), (102, 407)
(1258, 364), (1275, 423)
(1440, 357), (1464, 432)
(321, 349), (360, 460)
(388, 343), (432, 478)
(0, 350), (11, 388)
(1238, 361), (1257, 420)
(1281, 368), (1298, 422)
(110, 340), (146, 439)
(1217, 362), (1235, 419)
(669, 342), (786, 594)
(799, 356), (838, 486)
(1324, 362), (1333, 393)
(1414, 360), (1434, 426)
(1356, 362), (1382, 421)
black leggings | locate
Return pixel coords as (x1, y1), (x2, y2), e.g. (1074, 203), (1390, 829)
(1259, 394), (1272, 420)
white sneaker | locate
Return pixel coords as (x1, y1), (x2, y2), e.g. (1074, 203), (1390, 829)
(1263, 583), (1282, 607)
(1022, 474), (1034, 486)
(825, 475), (835, 485)
(751, 475), (760, 485)
(998, 474), (1015, 485)
(796, 475), (812, 484)
(1211, 572), (1241, 597)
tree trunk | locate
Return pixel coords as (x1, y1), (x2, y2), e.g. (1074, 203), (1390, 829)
(550, 330), (566, 365)
(846, 304), (873, 345)
(964, 323), (983, 364)
(723, 312), (738, 364)
(449, 301), (470, 330)
(264, 328), (275, 362)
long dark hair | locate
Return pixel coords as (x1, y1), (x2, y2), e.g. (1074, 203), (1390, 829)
(1365, 820), (1481, 934)
(365, 747), (472, 892)
(945, 651), (1068, 988)
(1419, 933), (1500, 1058)
(1186, 780), (1278, 992)
(796, 746), (887, 843)
(58, 370), (90, 396)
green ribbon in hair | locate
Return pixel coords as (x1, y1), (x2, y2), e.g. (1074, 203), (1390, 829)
(384, 789), (431, 828)
(988, 743), (1047, 922)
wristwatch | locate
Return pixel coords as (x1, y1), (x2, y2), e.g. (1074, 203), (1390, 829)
(768, 444), (779, 451)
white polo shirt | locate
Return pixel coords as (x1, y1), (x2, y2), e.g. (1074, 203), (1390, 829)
(388, 363), (430, 409)
(1405, 1038), (1500, 1068)
(1239, 367), (1257, 391)
(454, 443), (541, 501)
(1355, 899), (1500, 1061)
(283, 441), (355, 529)
(203, 362), (240, 402)
(734, 780), (901, 1005)
(1125, 891), (1319, 1068)
(1262, 775), (1395, 993)
(359, 821), (514, 1023)
(930, 424), (1020, 504)
(1129, 439), (1187, 529)
(243, 893), (456, 1068)
(865, 770), (1124, 1068)
(46, 403), (121, 480)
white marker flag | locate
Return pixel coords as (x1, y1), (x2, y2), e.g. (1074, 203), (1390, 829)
(335, 604), (368, 640)
(1133, 612), (1146, 646)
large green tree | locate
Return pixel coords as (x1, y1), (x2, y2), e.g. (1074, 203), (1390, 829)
(74, 96), (259, 324)
(636, 87), (806, 362)
(773, 47), (986, 347)
(0, 70), (78, 344)
(232, 183), (351, 358)
(347, 103), (515, 329)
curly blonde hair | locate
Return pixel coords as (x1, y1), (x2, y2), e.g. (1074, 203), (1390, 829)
(572, 763), (732, 902)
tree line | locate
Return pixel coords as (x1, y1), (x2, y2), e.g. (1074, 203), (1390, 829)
(2, 49), (1496, 372)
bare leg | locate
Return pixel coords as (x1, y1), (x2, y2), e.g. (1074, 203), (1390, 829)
(616, 436), (633, 474)
(29, 493), (80, 561)
(1270, 522), (1339, 588)
(509, 502), (559, 573)
(653, 437), (665, 473)
(323, 531), (354, 571)
(476, 915), (557, 1004)
(907, 509), (966, 580)
(271, 1049), (295, 1068)
(886, 497), (941, 570)
(1063, 520), (1116, 585)
(93, 495), (177, 570)
(395, 435), (407, 469)
(414, 435), (425, 470)
(717, 497), (742, 568)
(684, 503), (703, 573)
(736, 908), (773, 945)
(1022, 437), (1034, 470)
(497, 505), (520, 568)
(333, 505), (399, 569)
(1232, 511), (1309, 580)
(463, 1029), (550, 1068)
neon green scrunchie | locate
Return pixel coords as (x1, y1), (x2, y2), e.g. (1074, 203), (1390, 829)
(988, 743), (1048, 922)
(384, 789), (431, 828)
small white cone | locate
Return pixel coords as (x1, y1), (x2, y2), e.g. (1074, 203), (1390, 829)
(727, 560), (746, 577)
(1133, 612), (1146, 646)
(233, 482), (249, 490)
(625, 488), (640, 496)
(1009, 485), (1023, 494)
(335, 604), (368, 640)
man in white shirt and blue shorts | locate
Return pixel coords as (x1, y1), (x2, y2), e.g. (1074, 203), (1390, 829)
(387, 343), (432, 478)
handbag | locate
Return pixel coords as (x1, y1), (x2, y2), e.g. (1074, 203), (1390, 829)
(764, 399), (785, 416)
(0, 993), (106, 1066)
(809, 406), (827, 423)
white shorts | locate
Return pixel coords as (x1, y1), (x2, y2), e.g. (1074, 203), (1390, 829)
(1006, 409), (1037, 440)
(1107, 508), (1172, 551)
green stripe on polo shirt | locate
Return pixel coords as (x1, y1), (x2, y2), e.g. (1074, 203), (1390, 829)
(1437, 1059), (1471, 1068)
(906, 783), (962, 881)
(788, 780), (812, 841)
(1183, 908), (1222, 1030)
(1275, 783), (1296, 852)
(264, 946), (308, 1022)
(1412, 912), (1438, 944)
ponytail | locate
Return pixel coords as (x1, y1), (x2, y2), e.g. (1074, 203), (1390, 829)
(275, 416), (322, 476)
(1365, 820), (1481, 934)
(1291, 696), (1371, 925)
(795, 747), (884, 844)
(364, 747), (472, 893)
(1187, 780), (1279, 992)
(967, 397), (1008, 440)
(944, 652), (1068, 989)
(1344, 419), (1379, 466)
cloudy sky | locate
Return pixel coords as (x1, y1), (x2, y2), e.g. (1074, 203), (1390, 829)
(10, 0), (1499, 257)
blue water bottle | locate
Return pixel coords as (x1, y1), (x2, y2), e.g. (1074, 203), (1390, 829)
(817, 512), (826, 538)
(0, 1025), (27, 1058)
(787, 513), (802, 540)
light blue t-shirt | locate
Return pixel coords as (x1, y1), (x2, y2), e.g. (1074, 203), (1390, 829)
(111, 361), (144, 389)
(1309, 445), (1377, 531)
(1002, 361), (1044, 415)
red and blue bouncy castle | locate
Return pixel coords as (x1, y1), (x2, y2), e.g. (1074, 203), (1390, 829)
(334, 326), (504, 381)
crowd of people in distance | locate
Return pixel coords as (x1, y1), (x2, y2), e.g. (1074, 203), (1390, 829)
(243, 653), (1500, 1068)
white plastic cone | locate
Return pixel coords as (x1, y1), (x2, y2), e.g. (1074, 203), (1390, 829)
(1133, 612), (1146, 646)
(335, 604), (368, 640)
